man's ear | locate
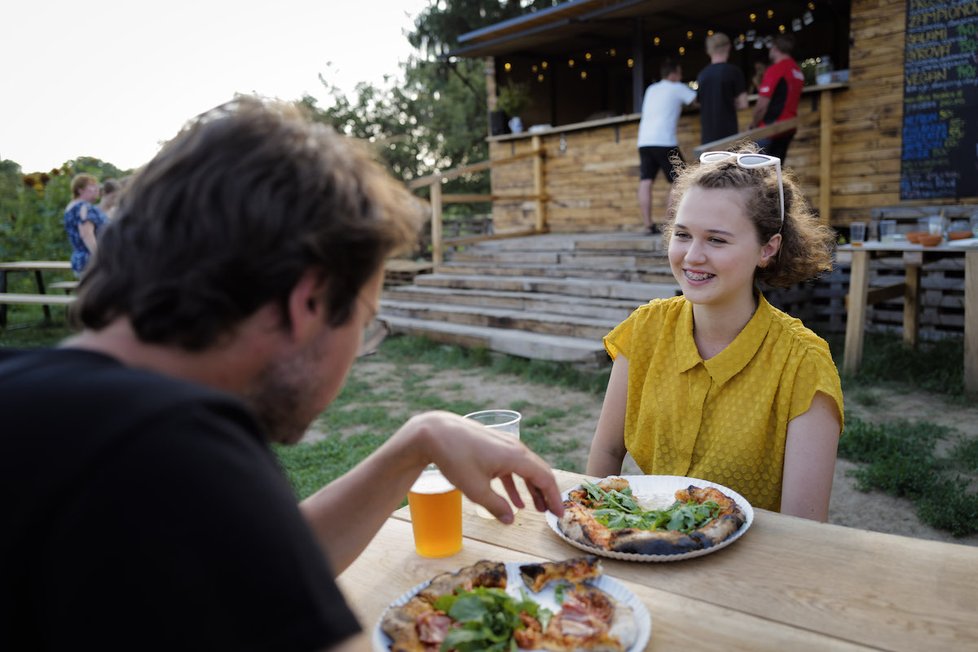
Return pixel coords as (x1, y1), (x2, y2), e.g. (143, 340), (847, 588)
(286, 270), (329, 342)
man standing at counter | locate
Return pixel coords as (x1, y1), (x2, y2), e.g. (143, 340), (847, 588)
(697, 33), (748, 145)
(636, 59), (697, 235)
(750, 34), (805, 162)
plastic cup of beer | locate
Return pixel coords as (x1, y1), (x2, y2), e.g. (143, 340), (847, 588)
(464, 409), (522, 519)
(407, 464), (462, 558)
(850, 221), (866, 246)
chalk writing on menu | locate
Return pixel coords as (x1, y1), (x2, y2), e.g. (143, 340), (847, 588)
(900, 0), (978, 199)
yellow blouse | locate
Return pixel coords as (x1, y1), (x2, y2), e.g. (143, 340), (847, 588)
(604, 294), (844, 511)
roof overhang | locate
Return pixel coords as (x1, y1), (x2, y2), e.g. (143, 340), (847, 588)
(451, 0), (824, 59)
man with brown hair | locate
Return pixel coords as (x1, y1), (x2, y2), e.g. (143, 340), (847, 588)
(0, 96), (563, 651)
(696, 32), (748, 145)
(750, 34), (806, 162)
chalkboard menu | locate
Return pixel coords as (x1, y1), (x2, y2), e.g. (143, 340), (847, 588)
(900, 0), (978, 199)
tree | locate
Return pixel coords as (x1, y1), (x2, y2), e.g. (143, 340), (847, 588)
(0, 157), (130, 262)
(306, 1), (559, 202)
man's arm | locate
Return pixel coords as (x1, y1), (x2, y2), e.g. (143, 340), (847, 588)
(735, 91), (749, 111)
(749, 95), (770, 129)
(780, 392), (842, 521)
(299, 411), (564, 573)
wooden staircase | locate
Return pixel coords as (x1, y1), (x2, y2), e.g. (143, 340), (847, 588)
(380, 232), (680, 362)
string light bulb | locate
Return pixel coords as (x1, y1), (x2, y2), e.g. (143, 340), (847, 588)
(541, 61), (549, 70)
(531, 64), (538, 73)
(627, 58), (634, 68)
(779, 24), (786, 33)
(750, 12), (757, 22)
(537, 73), (545, 82)
(585, 52), (592, 61)
(808, 1), (815, 9)
(580, 70), (587, 80)
(707, 29), (714, 36)
(609, 48), (617, 57)
(767, 9), (774, 19)
(653, 36), (661, 46)
(503, 62), (512, 72)
(678, 46), (686, 55)
(568, 58), (575, 68)
(687, 30), (693, 39)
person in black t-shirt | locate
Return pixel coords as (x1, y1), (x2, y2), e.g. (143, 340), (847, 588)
(696, 33), (748, 145)
(0, 97), (565, 652)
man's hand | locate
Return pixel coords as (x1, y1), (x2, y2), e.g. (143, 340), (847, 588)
(406, 411), (565, 523)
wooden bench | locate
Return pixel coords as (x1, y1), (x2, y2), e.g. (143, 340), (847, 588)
(0, 261), (74, 327)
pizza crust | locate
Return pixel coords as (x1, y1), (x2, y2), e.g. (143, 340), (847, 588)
(557, 478), (747, 556)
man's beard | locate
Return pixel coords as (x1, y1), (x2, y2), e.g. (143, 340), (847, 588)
(241, 349), (321, 445)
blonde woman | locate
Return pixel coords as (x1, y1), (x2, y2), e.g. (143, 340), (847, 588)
(64, 174), (109, 276)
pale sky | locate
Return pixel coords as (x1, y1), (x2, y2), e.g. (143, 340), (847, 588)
(1, 0), (430, 172)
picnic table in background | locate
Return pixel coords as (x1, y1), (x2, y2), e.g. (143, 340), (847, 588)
(0, 261), (76, 327)
(339, 468), (978, 651)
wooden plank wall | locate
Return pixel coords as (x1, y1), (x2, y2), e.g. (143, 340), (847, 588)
(488, 0), (978, 233)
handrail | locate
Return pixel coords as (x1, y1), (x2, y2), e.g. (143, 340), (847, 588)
(410, 136), (548, 267)
(692, 117), (800, 156)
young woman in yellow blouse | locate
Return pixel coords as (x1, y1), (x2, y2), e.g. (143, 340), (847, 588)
(587, 145), (844, 521)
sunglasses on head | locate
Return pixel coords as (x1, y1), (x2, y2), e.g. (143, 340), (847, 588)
(699, 151), (784, 227)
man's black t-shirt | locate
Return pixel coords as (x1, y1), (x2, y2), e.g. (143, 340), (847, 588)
(0, 348), (360, 650)
(696, 63), (747, 145)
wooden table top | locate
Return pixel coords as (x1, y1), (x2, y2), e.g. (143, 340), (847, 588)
(337, 469), (978, 652)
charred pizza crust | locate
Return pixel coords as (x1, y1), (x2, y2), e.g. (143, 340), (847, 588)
(557, 477), (747, 556)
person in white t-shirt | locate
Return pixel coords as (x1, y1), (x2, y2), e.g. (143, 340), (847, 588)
(637, 60), (697, 234)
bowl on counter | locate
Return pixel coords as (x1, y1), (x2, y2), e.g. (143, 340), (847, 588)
(918, 234), (943, 247)
(948, 230), (972, 241)
(905, 231), (927, 243)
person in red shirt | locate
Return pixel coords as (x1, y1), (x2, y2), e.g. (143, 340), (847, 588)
(750, 34), (805, 162)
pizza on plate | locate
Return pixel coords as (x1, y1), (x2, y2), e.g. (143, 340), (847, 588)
(380, 556), (639, 652)
(557, 477), (747, 556)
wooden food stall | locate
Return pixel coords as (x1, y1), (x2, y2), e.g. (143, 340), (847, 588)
(449, 0), (977, 233)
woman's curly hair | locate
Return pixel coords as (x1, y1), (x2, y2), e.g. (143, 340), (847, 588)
(665, 142), (836, 288)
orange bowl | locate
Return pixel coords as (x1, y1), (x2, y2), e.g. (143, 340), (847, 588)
(905, 231), (927, 243)
(948, 230), (972, 241)
(918, 234), (942, 247)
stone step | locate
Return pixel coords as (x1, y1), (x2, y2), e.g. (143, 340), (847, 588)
(383, 285), (643, 321)
(382, 315), (607, 363)
(437, 262), (676, 284)
(449, 249), (666, 268)
(380, 300), (614, 340)
(413, 274), (678, 302)
(474, 232), (663, 253)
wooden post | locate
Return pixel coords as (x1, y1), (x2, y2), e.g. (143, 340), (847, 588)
(532, 135), (546, 233)
(843, 249), (870, 375)
(818, 89), (833, 225)
(430, 176), (443, 268)
(965, 250), (978, 394)
(902, 260), (920, 349)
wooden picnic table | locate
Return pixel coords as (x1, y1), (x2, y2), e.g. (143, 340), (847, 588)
(338, 468), (978, 651)
(837, 242), (978, 394)
(0, 261), (75, 327)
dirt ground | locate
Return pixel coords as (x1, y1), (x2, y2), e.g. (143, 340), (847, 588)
(307, 360), (978, 547)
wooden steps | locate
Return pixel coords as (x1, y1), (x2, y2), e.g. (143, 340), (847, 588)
(380, 232), (679, 362)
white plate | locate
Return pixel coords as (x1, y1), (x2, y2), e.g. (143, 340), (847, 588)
(371, 560), (652, 652)
(546, 475), (754, 562)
